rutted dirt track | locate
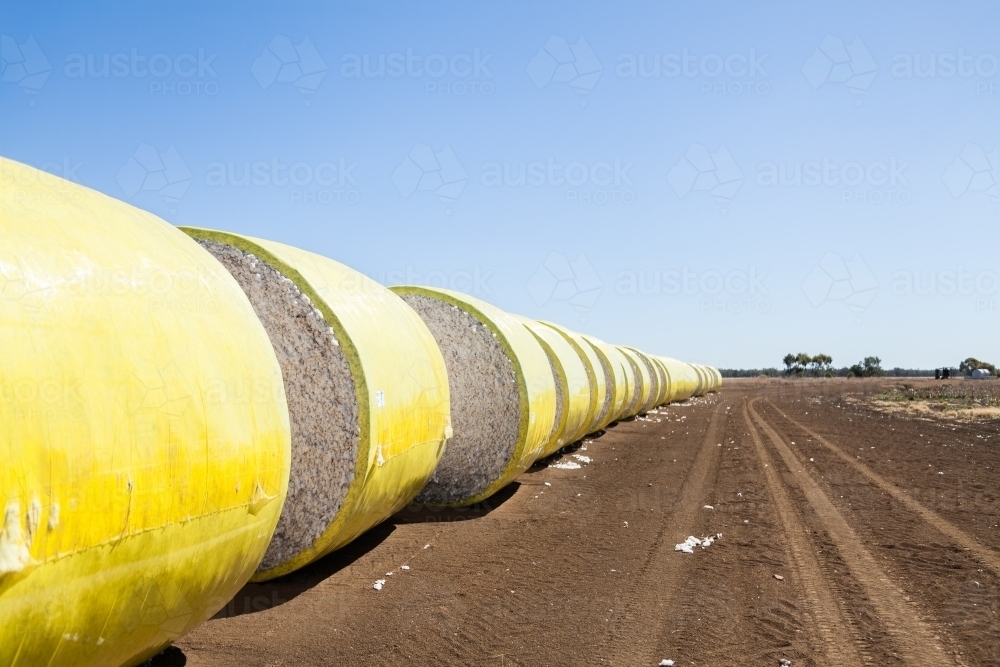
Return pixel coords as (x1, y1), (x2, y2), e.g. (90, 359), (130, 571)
(172, 379), (999, 666)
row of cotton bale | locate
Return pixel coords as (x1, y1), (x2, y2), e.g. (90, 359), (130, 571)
(0, 159), (720, 667)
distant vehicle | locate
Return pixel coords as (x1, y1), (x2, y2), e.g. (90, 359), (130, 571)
(972, 368), (992, 379)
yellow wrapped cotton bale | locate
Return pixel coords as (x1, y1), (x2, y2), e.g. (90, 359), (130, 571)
(0, 160), (291, 667)
(709, 367), (723, 391)
(618, 347), (651, 419)
(518, 318), (592, 455)
(390, 287), (556, 506)
(661, 358), (699, 401)
(539, 322), (606, 436)
(652, 357), (672, 406)
(580, 336), (629, 427)
(623, 348), (662, 415)
(181, 229), (450, 581)
(693, 365), (710, 397)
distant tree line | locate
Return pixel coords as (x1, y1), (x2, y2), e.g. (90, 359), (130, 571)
(782, 353), (835, 376)
(718, 354), (997, 379)
(720, 366), (936, 378)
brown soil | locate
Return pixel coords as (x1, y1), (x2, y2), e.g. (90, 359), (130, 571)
(167, 379), (1000, 666)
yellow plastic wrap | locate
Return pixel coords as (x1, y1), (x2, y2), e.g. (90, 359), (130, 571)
(606, 345), (634, 423)
(581, 336), (629, 427)
(652, 357), (672, 406)
(181, 230), (450, 581)
(692, 365), (709, 397)
(709, 367), (723, 391)
(539, 322), (605, 436)
(519, 318), (592, 455)
(661, 357), (699, 401)
(624, 348), (661, 415)
(390, 287), (556, 505)
(647, 355), (666, 407)
(618, 347), (651, 418)
(0, 160), (291, 667)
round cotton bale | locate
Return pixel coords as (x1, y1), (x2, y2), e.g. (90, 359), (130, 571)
(692, 364), (709, 397)
(652, 357), (672, 406)
(580, 335), (630, 427)
(700, 365), (713, 393)
(391, 287), (556, 506)
(647, 353), (668, 408)
(709, 367), (723, 391)
(519, 318), (592, 455)
(624, 348), (662, 415)
(662, 358), (699, 401)
(618, 347), (650, 419)
(657, 357), (687, 402)
(0, 160), (291, 667)
(539, 321), (607, 436)
(181, 229), (451, 581)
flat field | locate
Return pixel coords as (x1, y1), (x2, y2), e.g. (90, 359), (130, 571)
(166, 378), (999, 666)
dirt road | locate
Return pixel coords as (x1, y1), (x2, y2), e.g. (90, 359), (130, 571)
(169, 379), (999, 666)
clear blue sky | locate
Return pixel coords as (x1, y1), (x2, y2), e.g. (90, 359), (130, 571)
(3, 1), (997, 369)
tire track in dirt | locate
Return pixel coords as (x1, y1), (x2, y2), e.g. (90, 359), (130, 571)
(742, 399), (867, 665)
(765, 399), (1000, 578)
(748, 399), (957, 666)
(603, 399), (729, 666)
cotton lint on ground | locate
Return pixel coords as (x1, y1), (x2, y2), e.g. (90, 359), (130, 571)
(199, 240), (358, 572)
(399, 294), (520, 505)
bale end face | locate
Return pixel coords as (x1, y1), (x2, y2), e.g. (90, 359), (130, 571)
(200, 240), (359, 572)
(399, 294), (520, 505)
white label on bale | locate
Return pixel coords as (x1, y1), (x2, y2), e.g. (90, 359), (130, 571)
(375, 390), (385, 408)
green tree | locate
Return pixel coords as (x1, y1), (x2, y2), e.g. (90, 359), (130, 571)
(794, 352), (811, 376)
(847, 356), (882, 377)
(810, 353), (833, 376)
(782, 353), (796, 375)
(959, 357), (997, 376)
(863, 356), (883, 376)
